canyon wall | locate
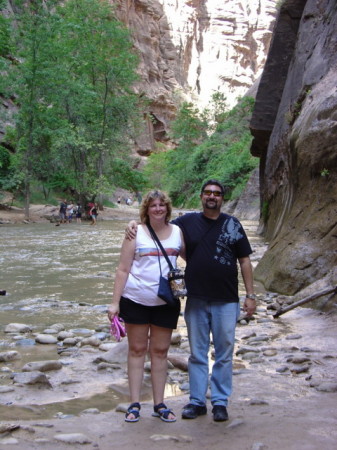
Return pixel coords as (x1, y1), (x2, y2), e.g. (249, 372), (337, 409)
(113, 0), (276, 154)
(250, 0), (337, 295)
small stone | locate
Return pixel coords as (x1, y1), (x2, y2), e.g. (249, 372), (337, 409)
(13, 370), (52, 386)
(236, 346), (260, 355)
(241, 331), (256, 340)
(57, 331), (75, 341)
(0, 437), (19, 444)
(263, 349), (277, 357)
(290, 365), (310, 374)
(167, 354), (188, 371)
(315, 382), (337, 393)
(0, 423), (20, 433)
(42, 328), (58, 334)
(249, 399), (269, 406)
(5, 323), (32, 333)
(15, 338), (36, 346)
(286, 334), (302, 340)
(171, 332), (181, 345)
(80, 408), (100, 415)
(0, 351), (21, 362)
(35, 334), (58, 344)
(70, 328), (94, 337)
(241, 352), (261, 361)
(0, 386), (15, 393)
(49, 323), (65, 332)
(97, 362), (121, 371)
(252, 442), (267, 450)
(54, 433), (92, 444)
(80, 337), (101, 347)
(150, 434), (192, 443)
(276, 366), (289, 373)
(287, 356), (311, 364)
(22, 360), (62, 372)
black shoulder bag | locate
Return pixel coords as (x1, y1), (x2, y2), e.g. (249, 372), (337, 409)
(147, 223), (187, 307)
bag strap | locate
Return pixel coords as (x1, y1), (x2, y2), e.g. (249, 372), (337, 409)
(147, 223), (174, 271)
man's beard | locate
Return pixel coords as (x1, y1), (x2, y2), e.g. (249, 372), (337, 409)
(204, 199), (220, 210)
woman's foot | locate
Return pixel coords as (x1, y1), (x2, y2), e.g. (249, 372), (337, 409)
(125, 402), (141, 422)
(152, 403), (176, 422)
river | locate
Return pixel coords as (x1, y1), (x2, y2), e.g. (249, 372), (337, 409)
(0, 218), (264, 335)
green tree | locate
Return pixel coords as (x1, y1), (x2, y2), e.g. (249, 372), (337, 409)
(53, 0), (142, 203)
(4, 0), (144, 213)
(8, 0), (61, 217)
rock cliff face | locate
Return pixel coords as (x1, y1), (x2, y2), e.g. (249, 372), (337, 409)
(113, 0), (276, 154)
(250, 0), (337, 295)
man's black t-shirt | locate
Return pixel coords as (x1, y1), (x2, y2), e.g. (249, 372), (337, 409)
(172, 212), (252, 302)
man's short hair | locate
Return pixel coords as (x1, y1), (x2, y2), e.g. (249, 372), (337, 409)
(200, 179), (225, 195)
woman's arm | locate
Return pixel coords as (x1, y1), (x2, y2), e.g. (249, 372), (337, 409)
(108, 236), (136, 320)
(179, 229), (186, 261)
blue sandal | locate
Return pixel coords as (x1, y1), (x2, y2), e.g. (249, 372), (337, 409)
(125, 402), (141, 422)
(152, 403), (176, 423)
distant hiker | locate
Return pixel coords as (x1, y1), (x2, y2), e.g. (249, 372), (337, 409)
(59, 200), (67, 224)
(90, 203), (98, 225)
(75, 203), (82, 223)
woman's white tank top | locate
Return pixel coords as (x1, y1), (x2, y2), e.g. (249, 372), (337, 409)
(122, 224), (182, 306)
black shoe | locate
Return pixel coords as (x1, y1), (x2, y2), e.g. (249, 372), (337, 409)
(212, 405), (228, 422)
(181, 403), (207, 419)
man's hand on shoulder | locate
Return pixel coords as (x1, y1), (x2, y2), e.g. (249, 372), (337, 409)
(125, 220), (138, 240)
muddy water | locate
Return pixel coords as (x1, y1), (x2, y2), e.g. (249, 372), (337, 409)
(0, 221), (124, 330)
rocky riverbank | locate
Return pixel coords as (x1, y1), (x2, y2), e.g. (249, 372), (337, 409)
(1, 292), (337, 449)
(0, 202), (140, 225)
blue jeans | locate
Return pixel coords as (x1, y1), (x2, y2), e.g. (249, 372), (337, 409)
(184, 297), (240, 407)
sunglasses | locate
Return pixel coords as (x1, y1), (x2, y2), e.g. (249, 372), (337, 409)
(202, 189), (223, 197)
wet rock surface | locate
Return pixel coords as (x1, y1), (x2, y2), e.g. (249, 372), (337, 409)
(0, 297), (336, 449)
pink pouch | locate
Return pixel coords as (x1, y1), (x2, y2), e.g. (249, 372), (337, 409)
(110, 316), (127, 342)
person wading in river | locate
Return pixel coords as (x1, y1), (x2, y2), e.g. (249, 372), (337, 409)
(126, 179), (256, 422)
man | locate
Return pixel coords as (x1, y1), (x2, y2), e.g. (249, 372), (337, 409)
(127, 179), (256, 422)
(59, 199), (67, 224)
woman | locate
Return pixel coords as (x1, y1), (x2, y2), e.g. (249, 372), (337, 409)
(90, 203), (98, 225)
(108, 190), (185, 423)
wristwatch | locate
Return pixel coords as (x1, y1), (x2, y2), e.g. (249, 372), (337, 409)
(246, 294), (256, 300)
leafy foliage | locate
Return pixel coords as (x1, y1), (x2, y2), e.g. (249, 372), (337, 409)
(0, 0), (144, 209)
(145, 95), (258, 207)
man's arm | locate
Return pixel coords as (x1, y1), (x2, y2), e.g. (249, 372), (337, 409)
(125, 220), (138, 240)
(238, 256), (256, 317)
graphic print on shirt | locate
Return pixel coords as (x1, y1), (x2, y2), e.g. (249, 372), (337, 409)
(136, 248), (179, 258)
(214, 217), (244, 266)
